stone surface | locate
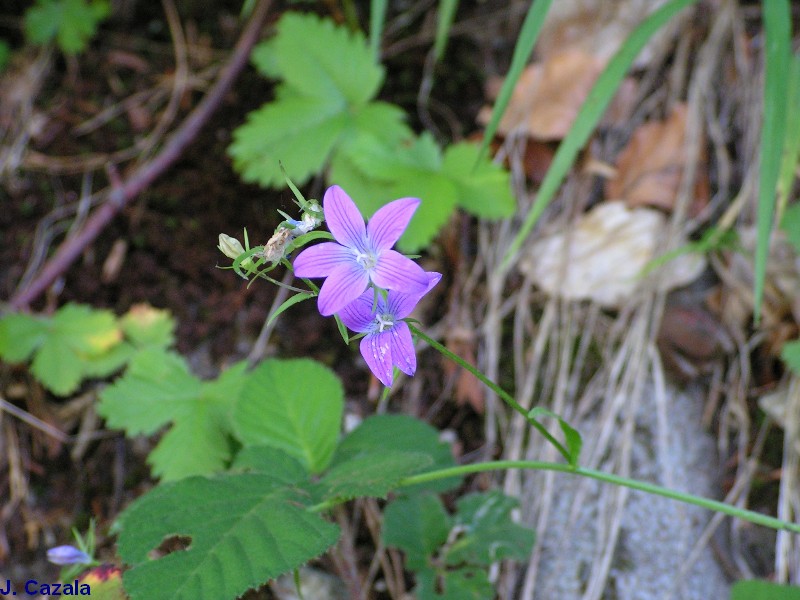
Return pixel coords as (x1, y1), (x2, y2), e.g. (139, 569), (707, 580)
(530, 384), (730, 600)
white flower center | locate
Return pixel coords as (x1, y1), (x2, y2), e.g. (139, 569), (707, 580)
(355, 250), (378, 270)
(375, 313), (394, 332)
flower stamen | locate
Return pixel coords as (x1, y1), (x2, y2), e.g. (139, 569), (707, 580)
(375, 313), (394, 333)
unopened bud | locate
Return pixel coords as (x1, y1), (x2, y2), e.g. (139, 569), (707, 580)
(47, 545), (92, 566)
(218, 234), (245, 260)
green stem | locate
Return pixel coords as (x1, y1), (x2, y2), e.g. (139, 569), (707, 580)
(397, 461), (800, 534)
(408, 323), (571, 462)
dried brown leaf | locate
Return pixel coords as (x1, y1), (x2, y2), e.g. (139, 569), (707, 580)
(606, 104), (709, 214)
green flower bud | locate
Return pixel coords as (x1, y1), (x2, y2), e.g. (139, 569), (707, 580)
(217, 234), (245, 260)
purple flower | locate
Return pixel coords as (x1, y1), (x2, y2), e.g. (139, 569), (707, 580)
(339, 272), (441, 387)
(293, 186), (429, 316)
(47, 545), (92, 566)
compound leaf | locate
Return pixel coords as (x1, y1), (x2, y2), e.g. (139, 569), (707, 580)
(257, 12), (384, 104)
(233, 358), (343, 474)
(119, 304), (176, 350)
(98, 349), (248, 480)
(117, 474), (339, 600)
(441, 142), (515, 219)
(229, 13), (406, 189)
(29, 303), (122, 395)
(0, 313), (48, 363)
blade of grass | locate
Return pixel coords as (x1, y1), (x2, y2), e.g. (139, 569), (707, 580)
(433, 0), (459, 62)
(754, 0), (791, 324)
(776, 52), (800, 221)
(476, 0), (553, 164)
(500, 0), (698, 272)
(370, 0), (388, 60)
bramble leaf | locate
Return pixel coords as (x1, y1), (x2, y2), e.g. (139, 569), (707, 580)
(233, 358), (343, 473)
(317, 451), (432, 501)
(230, 445), (308, 486)
(98, 349), (248, 480)
(117, 474), (339, 600)
(331, 414), (461, 493)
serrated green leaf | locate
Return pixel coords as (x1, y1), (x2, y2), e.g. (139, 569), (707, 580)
(318, 451), (432, 502)
(233, 358), (343, 473)
(446, 490), (535, 566)
(332, 414), (460, 493)
(265, 12), (384, 104)
(119, 304), (175, 349)
(117, 474), (339, 600)
(441, 142), (515, 219)
(229, 94), (348, 187)
(731, 580), (800, 600)
(98, 349), (248, 480)
(230, 14), (408, 190)
(382, 493), (451, 570)
(98, 349), (201, 434)
(231, 445), (309, 485)
(415, 565), (494, 600)
(32, 341), (85, 396)
(25, 0), (109, 55)
(0, 313), (48, 362)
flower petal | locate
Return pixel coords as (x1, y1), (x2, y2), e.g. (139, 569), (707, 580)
(317, 263), (370, 316)
(372, 249), (429, 292)
(339, 290), (377, 332)
(323, 186), (367, 249)
(360, 332), (394, 387)
(367, 197), (420, 250)
(293, 242), (353, 278)
(388, 272), (442, 318)
(388, 321), (416, 376)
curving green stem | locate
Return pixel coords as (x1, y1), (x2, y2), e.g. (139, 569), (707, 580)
(408, 323), (571, 462)
(398, 460), (800, 534)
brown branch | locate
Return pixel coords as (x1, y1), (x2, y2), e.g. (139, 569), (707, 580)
(8, 0), (273, 310)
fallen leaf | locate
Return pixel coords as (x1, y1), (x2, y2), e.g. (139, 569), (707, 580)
(519, 201), (706, 308)
(478, 49), (605, 141)
(606, 104), (709, 214)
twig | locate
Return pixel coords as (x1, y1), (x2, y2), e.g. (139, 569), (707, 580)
(8, 0), (273, 310)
